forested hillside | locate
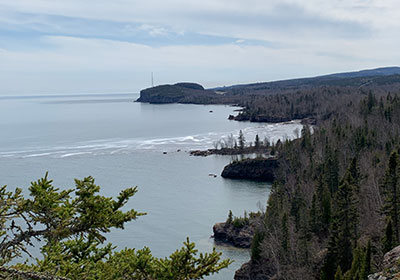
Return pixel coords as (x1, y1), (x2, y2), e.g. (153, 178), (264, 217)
(235, 82), (400, 279)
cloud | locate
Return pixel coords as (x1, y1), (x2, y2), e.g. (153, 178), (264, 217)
(0, 0), (399, 94)
(1, 34), (398, 95)
(0, 0), (380, 41)
(138, 24), (169, 37)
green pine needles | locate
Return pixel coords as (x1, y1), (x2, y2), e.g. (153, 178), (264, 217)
(0, 174), (231, 279)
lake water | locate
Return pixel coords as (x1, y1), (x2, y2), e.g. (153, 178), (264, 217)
(0, 93), (302, 279)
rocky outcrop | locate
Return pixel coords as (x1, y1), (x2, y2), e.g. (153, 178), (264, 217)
(221, 158), (278, 181)
(234, 114), (294, 123)
(368, 245), (400, 280)
(234, 261), (273, 280)
(213, 222), (253, 248)
(136, 83), (220, 104)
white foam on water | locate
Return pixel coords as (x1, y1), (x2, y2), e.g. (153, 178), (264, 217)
(60, 152), (93, 158)
(0, 121), (304, 159)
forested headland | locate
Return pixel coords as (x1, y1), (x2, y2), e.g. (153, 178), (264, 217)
(233, 83), (400, 280)
(139, 67), (400, 279)
(222, 71), (400, 280)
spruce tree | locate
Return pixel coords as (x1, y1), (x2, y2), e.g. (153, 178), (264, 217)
(254, 134), (260, 149)
(336, 176), (358, 271)
(238, 130), (246, 150)
(311, 175), (332, 233)
(281, 213), (290, 254)
(360, 241), (372, 279)
(226, 210), (233, 224)
(381, 151), (400, 243)
(251, 231), (264, 261)
(322, 162), (360, 279)
(334, 266), (343, 280)
(324, 147), (339, 193)
(345, 244), (363, 280)
(348, 157), (361, 192)
(321, 220), (340, 280)
(310, 193), (318, 233)
(383, 217), (395, 253)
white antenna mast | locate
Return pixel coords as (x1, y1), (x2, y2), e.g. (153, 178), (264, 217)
(151, 72), (154, 87)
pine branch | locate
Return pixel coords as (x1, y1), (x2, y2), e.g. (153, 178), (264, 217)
(0, 266), (69, 280)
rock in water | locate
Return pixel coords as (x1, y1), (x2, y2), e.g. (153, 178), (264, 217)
(213, 222), (253, 248)
(221, 158), (278, 181)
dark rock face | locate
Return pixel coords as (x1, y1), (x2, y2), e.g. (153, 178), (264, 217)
(136, 83), (217, 104)
(234, 114), (293, 123)
(234, 261), (273, 280)
(221, 158), (278, 181)
(213, 222), (253, 248)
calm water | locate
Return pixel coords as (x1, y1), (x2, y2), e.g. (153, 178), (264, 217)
(0, 93), (302, 279)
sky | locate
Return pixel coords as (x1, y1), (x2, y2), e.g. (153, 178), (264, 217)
(0, 0), (399, 95)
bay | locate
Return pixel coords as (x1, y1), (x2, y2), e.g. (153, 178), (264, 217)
(0, 93), (302, 279)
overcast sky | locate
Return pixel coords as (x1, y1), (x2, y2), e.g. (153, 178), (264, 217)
(0, 0), (399, 95)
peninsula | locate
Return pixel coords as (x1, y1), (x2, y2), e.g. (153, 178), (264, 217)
(137, 67), (400, 280)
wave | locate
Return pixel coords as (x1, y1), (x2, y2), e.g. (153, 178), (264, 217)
(0, 121), (303, 159)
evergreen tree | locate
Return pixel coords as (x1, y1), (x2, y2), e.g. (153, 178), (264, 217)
(322, 162), (360, 279)
(325, 147), (339, 193)
(226, 210), (233, 224)
(381, 151), (400, 243)
(345, 245), (363, 280)
(251, 231), (264, 261)
(383, 217), (395, 253)
(360, 241), (372, 279)
(310, 175), (332, 233)
(367, 91), (377, 113)
(336, 176), (358, 271)
(0, 175), (231, 279)
(322, 186), (333, 230)
(310, 193), (318, 233)
(348, 157), (361, 192)
(334, 266), (343, 280)
(238, 130), (246, 150)
(255, 134), (260, 149)
(281, 213), (290, 254)
(321, 220), (340, 280)
(290, 184), (303, 231)
(301, 125), (312, 150)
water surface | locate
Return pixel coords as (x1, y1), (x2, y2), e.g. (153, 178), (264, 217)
(0, 93), (301, 279)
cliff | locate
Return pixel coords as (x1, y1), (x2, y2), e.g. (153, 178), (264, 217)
(221, 158), (278, 181)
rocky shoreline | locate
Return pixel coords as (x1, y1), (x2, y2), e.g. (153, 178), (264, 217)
(190, 147), (269, 157)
